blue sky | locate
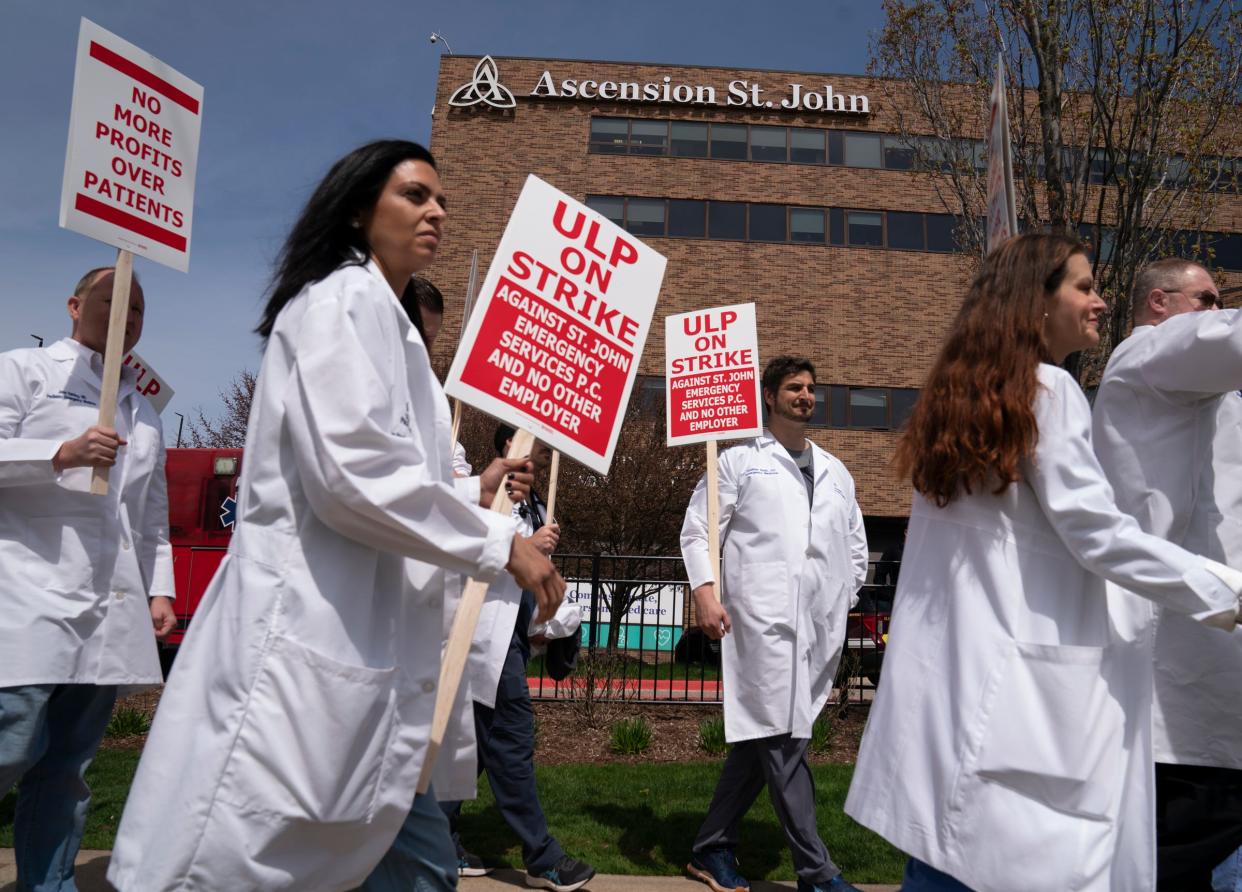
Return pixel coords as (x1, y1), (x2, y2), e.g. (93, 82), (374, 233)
(0, 0), (885, 439)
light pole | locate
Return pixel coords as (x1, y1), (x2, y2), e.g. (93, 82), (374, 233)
(174, 412), (185, 448)
(30, 334), (43, 347)
(429, 32), (454, 117)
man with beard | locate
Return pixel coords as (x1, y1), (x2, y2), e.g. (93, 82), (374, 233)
(681, 355), (869, 892)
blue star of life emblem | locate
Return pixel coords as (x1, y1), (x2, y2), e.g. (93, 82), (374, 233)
(220, 495), (237, 529)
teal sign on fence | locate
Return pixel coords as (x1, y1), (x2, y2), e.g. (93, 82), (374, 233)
(580, 622), (685, 652)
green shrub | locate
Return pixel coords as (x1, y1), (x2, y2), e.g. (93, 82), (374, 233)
(105, 707), (151, 738)
(609, 716), (653, 755)
(697, 716), (728, 755)
(811, 711), (835, 754)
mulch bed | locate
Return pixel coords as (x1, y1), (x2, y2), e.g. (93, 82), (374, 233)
(108, 688), (869, 764)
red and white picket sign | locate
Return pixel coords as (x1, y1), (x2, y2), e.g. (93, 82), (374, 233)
(122, 350), (174, 415)
(445, 174), (665, 475)
(59, 18), (203, 272)
(664, 302), (762, 447)
(424, 176), (664, 792)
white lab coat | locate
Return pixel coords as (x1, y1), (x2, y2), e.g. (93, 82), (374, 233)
(845, 364), (1242, 892)
(0, 338), (173, 688)
(466, 498), (536, 708)
(108, 259), (517, 892)
(1093, 309), (1242, 769)
(681, 432), (868, 743)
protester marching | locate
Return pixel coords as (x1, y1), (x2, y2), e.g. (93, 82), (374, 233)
(4, 7), (1242, 892)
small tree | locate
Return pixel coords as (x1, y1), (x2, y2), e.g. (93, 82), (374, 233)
(872, 0), (1242, 379)
(554, 397), (706, 652)
(187, 370), (256, 448)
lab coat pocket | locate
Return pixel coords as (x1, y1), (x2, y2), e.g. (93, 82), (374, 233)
(973, 641), (1123, 820)
(22, 516), (100, 592)
(739, 560), (792, 633)
(217, 634), (400, 823)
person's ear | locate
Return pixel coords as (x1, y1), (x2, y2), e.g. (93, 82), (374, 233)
(67, 295), (82, 325)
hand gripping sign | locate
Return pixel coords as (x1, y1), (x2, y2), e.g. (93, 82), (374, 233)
(59, 19), (202, 493)
(665, 303), (762, 601)
(420, 176), (665, 791)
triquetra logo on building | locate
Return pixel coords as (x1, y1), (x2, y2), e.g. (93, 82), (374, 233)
(449, 56), (516, 109)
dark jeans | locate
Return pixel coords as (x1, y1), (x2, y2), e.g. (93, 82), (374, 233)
(1157, 762), (1242, 891)
(0, 684), (118, 892)
(440, 592), (564, 874)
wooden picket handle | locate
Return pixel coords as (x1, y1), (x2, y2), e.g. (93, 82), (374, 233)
(706, 439), (721, 599)
(90, 249), (134, 496)
(418, 428), (534, 793)
(545, 449), (561, 525)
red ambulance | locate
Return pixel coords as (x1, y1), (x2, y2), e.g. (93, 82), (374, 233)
(161, 448), (241, 670)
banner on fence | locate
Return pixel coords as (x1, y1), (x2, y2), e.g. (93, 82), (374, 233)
(565, 580), (685, 651)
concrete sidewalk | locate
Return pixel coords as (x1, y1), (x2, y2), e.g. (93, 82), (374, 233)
(0, 851), (900, 891)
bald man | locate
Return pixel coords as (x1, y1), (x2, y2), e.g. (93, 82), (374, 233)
(0, 266), (175, 890)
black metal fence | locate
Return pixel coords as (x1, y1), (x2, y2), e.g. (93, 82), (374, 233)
(530, 553), (898, 705)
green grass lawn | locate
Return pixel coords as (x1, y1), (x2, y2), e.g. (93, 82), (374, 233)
(0, 752), (904, 884)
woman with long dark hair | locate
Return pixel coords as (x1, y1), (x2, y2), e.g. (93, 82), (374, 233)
(108, 140), (564, 892)
(844, 233), (1242, 891)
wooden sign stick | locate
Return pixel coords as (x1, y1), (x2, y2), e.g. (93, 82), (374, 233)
(449, 250), (480, 447)
(545, 450), (561, 525)
(706, 439), (722, 599)
(419, 428), (534, 792)
(90, 248), (134, 496)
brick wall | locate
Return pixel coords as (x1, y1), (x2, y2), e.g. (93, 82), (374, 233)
(426, 55), (1240, 520)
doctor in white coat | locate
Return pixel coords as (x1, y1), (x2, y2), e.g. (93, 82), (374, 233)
(0, 267), (176, 891)
(682, 355), (869, 892)
(846, 234), (1242, 892)
(107, 141), (564, 892)
(1092, 258), (1242, 890)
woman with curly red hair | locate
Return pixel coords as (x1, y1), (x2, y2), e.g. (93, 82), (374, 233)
(845, 233), (1242, 892)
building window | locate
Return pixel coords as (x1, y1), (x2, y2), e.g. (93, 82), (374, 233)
(828, 208), (846, 246)
(790, 207), (825, 243)
(827, 131), (845, 165)
(589, 117), (629, 154)
(849, 388), (889, 428)
(843, 132), (882, 168)
(791, 128), (826, 165)
(585, 195), (624, 228)
(847, 210), (883, 246)
(891, 388), (919, 429)
(670, 121), (708, 158)
(925, 214), (958, 253)
(749, 204), (787, 242)
(668, 199), (706, 238)
(625, 198), (666, 236)
(809, 385), (920, 431)
(887, 212), (925, 250)
(708, 201), (746, 239)
(629, 120), (669, 155)
(750, 126), (788, 163)
(883, 135), (916, 171)
(710, 123), (748, 160)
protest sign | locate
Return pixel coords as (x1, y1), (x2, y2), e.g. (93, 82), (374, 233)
(58, 19), (201, 493)
(122, 350), (174, 414)
(664, 302), (762, 446)
(445, 174), (666, 476)
(60, 18), (203, 272)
